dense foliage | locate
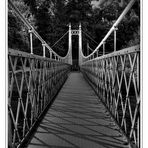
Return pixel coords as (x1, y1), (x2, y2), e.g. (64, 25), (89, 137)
(8, 0), (140, 57)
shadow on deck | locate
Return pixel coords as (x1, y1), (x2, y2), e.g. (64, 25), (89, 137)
(26, 72), (130, 148)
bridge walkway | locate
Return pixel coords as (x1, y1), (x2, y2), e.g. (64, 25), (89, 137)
(26, 72), (130, 148)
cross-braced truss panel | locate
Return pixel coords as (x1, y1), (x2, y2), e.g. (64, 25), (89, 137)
(8, 49), (71, 147)
(81, 45), (140, 147)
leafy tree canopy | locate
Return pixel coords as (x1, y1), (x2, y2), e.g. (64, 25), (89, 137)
(8, 0), (140, 56)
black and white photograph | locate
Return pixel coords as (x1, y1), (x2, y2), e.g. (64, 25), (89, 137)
(7, 0), (142, 148)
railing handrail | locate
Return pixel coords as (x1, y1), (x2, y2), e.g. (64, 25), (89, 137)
(80, 45), (140, 147)
(8, 49), (71, 147)
(82, 45), (140, 65)
(8, 48), (69, 64)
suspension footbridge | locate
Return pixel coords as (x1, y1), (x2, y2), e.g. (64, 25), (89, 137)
(8, 0), (140, 148)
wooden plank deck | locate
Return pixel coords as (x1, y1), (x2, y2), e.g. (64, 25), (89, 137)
(26, 72), (130, 148)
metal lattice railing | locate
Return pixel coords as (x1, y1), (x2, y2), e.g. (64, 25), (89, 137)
(81, 45), (140, 147)
(8, 1), (72, 147)
(8, 49), (71, 147)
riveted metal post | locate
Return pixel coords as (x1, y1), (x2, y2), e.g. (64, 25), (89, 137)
(96, 50), (98, 57)
(79, 22), (82, 65)
(137, 51), (140, 97)
(42, 42), (46, 58)
(50, 51), (52, 59)
(29, 29), (33, 54)
(69, 23), (72, 65)
(103, 41), (106, 55)
(114, 26), (118, 52)
(8, 108), (12, 148)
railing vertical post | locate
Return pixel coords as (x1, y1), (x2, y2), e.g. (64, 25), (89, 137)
(137, 51), (140, 148)
(97, 50), (98, 57)
(114, 27), (118, 52)
(79, 22), (82, 65)
(137, 117), (140, 148)
(8, 107), (12, 148)
(103, 41), (106, 55)
(137, 52), (140, 96)
(50, 51), (52, 59)
(69, 23), (72, 65)
(29, 29), (33, 54)
(8, 60), (12, 148)
(42, 43), (46, 58)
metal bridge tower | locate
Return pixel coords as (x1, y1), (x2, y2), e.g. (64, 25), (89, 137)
(68, 23), (82, 66)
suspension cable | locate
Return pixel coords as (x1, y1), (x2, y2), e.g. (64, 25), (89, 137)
(8, 0), (72, 61)
(80, 0), (136, 60)
(82, 30), (98, 45)
(51, 31), (69, 48)
(88, 46), (94, 52)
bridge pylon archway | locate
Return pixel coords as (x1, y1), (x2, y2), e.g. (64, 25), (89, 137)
(68, 23), (82, 67)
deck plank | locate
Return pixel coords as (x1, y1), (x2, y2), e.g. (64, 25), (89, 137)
(27, 72), (130, 148)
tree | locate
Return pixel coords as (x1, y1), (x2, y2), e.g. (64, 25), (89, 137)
(23, 0), (37, 15)
(65, 0), (92, 25)
(22, 0), (68, 56)
(8, 0), (140, 56)
(50, 0), (69, 56)
(91, 0), (140, 51)
(8, 0), (30, 52)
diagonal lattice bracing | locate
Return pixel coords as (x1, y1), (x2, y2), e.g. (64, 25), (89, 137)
(81, 45), (140, 148)
(8, 49), (71, 147)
